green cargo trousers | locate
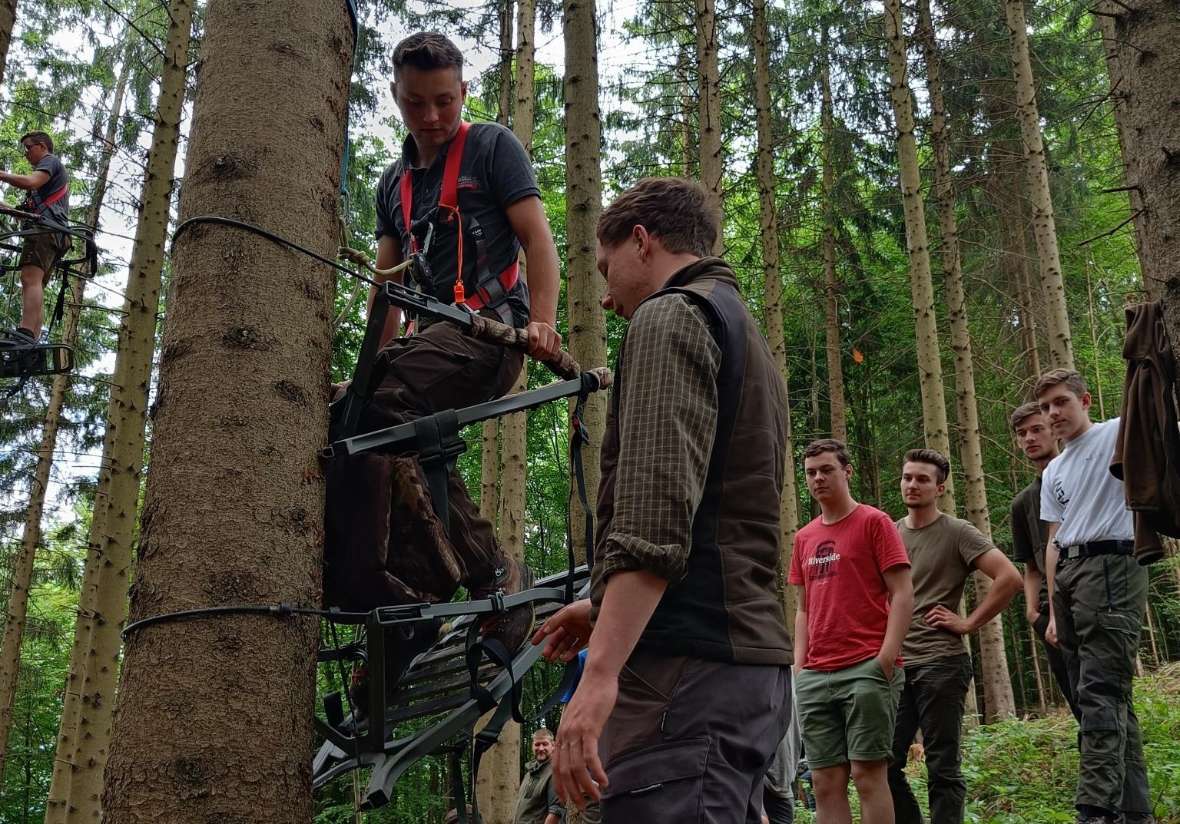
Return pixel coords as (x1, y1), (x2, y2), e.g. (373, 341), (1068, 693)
(1053, 552), (1151, 817)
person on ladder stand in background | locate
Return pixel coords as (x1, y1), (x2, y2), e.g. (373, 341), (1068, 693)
(324, 31), (563, 698)
(0, 131), (71, 347)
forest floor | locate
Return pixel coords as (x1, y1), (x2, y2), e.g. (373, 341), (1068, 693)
(794, 663), (1180, 824)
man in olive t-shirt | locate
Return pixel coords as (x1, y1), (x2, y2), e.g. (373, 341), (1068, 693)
(888, 449), (1021, 824)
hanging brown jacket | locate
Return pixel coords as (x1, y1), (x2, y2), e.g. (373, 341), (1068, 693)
(1110, 300), (1180, 563)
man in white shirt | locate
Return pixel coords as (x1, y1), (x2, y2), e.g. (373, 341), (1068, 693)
(1037, 369), (1152, 824)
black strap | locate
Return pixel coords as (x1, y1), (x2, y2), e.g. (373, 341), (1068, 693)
(450, 747), (471, 824)
(413, 410), (465, 532)
(566, 377), (597, 603)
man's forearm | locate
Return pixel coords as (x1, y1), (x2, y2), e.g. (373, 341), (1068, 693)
(965, 576), (1020, 633)
(523, 240), (559, 328)
(1023, 567), (1043, 619)
(582, 569), (668, 682)
(880, 581), (913, 662)
(1045, 523), (1060, 608)
(793, 605), (808, 671)
(0, 170), (41, 190)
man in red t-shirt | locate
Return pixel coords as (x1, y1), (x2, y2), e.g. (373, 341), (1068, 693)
(789, 438), (913, 824)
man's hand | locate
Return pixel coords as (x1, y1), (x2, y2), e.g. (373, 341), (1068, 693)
(1045, 613), (1058, 647)
(925, 605), (971, 636)
(552, 670), (614, 810)
(531, 598), (592, 662)
(875, 651), (896, 681)
(526, 320), (562, 361)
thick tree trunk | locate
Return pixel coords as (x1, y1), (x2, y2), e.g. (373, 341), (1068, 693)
(820, 43), (846, 443)
(0, 39), (129, 787)
(65, 7), (194, 821)
(43, 48), (133, 823)
(476, 2), (535, 816)
(564, 0), (606, 568)
(1094, 0), (1180, 325)
(695, 0), (723, 251)
(753, 0), (798, 623)
(1005, 0), (1074, 370)
(0, 0), (16, 90)
(884, 0), (955, 512)
(100, 0), (352, 820)
(917, 0), (1015, 720)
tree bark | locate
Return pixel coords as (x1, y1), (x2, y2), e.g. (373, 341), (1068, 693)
(753, 0), (798, 623)
(0, 35), (129, 788)
(820, 40), (846, 443)
(0, 0), (16, 90)
(884, 0), (955, 512)
(695, 0), (723, 252)
(100, 0), (352, 820)
(564, 0), (606, 568)
(65, 6), (194, 820)
(917, 0), (1015, 720)
(1005, 0), (1074, 370)
(1093, 0), (1180, 323)
(476, 2), (535, 816)
(43, 46), (133, 822)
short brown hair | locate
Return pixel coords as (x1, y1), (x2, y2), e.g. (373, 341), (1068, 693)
(903, 448), (950, 484)
(803, 438), (851, 467)
(532, 727), (554, 742)
(1033, 369), (1087, 401)
(20, 131), (53, 153)
(597, 177), (719, 257)
(392, 32), (463, 78)
(1009, 401), (1043, 433)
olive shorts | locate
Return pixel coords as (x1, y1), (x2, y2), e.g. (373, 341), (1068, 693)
(17, 230), (65, 281)
(795, 657), (904, 769)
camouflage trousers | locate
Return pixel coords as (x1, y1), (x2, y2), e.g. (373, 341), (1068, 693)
(1053, 552), (1151, 817)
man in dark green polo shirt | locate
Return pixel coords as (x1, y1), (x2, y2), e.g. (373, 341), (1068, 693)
(514, 728), (563, 824)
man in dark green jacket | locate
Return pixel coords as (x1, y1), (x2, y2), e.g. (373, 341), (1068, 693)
(514, 728), (563, 824)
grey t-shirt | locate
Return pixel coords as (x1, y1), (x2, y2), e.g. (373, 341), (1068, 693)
(896, 513), (992, 665)
(1040, 418), (1133, 546)
(375, 122), (538, 326)
(22, 153), (70, 226)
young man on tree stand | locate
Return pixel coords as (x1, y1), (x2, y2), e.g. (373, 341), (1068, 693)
(324, 32), (562, 674)
(0, 131), (70, 344)
(1038, 369), (1154, 824)
(1008, 401), (1080, 720)
(534, 177), (793, 821)
(887, 448), (1021, 824)
(790, 438), (913, 824)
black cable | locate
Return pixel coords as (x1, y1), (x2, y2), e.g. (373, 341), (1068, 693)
(171, 215), (377, 287)
(120, 602), (368, 639)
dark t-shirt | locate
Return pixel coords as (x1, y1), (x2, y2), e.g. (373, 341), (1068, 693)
(21, 153), (70, 227)
(896, 514), (992, 664)
(1011, 477), (1050, 606)
(374, 122), (538, 326)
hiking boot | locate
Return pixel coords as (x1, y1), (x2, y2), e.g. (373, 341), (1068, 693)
(473, 557), (535, 655)
(1120, 815), (1157, 824)
(1077, 811), (1118, 824)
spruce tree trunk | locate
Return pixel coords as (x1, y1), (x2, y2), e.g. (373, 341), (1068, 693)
(481, 0), (515, 523)
(0, 0), (15, 90)
(564, 0), (606, 568)
(1005, 0), (1074, 370)
(100, 0), (352, 820)
(1093, 0), (1180, 331)
(476, 1), (535, 816)
(695, 0), (723, 252)
(0, 41), (128, 787)
(753, 0), (798, 623)
(820, 43), (846, 443)
(884, 0), (955, 512)
(43, 48), (133, 822)
(917, 0), (1015, 719)
(64, 6), (194, 820)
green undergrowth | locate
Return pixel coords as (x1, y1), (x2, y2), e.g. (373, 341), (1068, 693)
(794, 664), (1180, 824)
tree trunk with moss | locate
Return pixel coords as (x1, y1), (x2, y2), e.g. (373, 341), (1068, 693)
(820, 41), (846, 443)
(1005, 0), (1074, 370)
(100, 1), (352, 819)
(0, 0), (16, 89)
(564, 0), (606, 569)
(917, 0), (1015, 720)
(696, 0), (723, 251)
(753, 0), (798, 622)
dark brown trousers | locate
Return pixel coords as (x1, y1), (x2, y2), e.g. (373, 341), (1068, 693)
(323, 318), (523, 612)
